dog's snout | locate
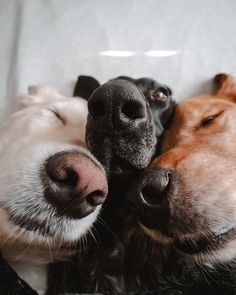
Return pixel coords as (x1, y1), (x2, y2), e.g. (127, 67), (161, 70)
(44, 151), (108, 219)
(129, 169), (171, 208)
(86, 79), (157, 177)
(88, 80), (147, 128)
(88, 97), (106, 119)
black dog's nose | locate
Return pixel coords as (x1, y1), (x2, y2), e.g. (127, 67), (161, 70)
(88, 79), (147, 129)
(86, 79), (157, 177)
(44, 151), (108, 219)
(128, 168), (171, 208)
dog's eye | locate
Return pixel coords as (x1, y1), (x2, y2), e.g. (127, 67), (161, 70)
(49, 109), (66, 125)
(151, 87), (169, 101)
(199, 112), (223, 128)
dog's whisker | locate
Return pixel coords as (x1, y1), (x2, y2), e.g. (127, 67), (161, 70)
(14, 233), (35, 261)
(96, 216), (114, 235)
(88, 227), (98, 246)
(47, 240), (53, 263)
(91, 225), (100, 244)
(0, 227), (19, 248)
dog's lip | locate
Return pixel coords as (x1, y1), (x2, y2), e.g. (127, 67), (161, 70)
(10, 214), (52, 237)
(138, 219), (236, 255)
(174, 226), (236, 255)
(58, 201), (96, 219)
(138, 221), (173, 244)
(9, 202), (96, 237)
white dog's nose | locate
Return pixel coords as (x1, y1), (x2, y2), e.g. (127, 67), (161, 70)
(43, 151), (108, 219)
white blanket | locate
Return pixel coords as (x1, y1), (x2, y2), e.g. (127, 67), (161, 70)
(0, 0), (236, 122)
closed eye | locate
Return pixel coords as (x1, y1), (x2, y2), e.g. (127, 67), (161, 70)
(199, 111), (223, 128)
(48, 109), (66, 125)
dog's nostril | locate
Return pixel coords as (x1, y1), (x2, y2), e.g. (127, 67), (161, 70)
(86, 190), (106, 206)
(47, 167), (78, 187)
(142, 185), (158, 204)
(135, 170), (171, 207)
(121, 101), (145, 119)
(142, 184), (167, 206)
(89, 101), (106, 118)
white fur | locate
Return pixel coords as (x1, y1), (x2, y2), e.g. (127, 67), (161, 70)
(0, 86), (102, 294)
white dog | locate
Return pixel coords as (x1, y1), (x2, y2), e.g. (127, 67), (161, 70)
(0, 86), (108, 294)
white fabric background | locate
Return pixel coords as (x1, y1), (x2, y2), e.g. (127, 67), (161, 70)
(0, 0), (236, 122)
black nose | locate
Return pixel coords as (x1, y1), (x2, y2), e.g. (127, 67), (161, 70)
(86, 80), (157, 178)
(43, 151), (108, 219)
(88, 79), (147, 129)
(128, 168), (171, 208)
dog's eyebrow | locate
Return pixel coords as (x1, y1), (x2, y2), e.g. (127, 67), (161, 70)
(48, 108), (66, 125)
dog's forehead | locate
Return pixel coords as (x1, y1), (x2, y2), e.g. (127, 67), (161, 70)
(6, 97), (88, 141)
(49, 97), (87, 113)
(175, 95), (234, 125)
(161, 95), (235, 151)
(21, 97), (87, 120)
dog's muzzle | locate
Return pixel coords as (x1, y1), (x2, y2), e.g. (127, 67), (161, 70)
(86, 79), (156, 178)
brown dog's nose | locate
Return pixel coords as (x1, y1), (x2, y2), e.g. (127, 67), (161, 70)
(128, 168), (171, 208)
(127, 168), (172, 234)
(44, 151), (108, 219)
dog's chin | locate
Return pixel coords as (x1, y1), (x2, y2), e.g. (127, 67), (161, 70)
(139, 221), (236, 264)
(174, 226), (236, 264)
(138, 222), (173, 246)
(0, 206), (100, 248)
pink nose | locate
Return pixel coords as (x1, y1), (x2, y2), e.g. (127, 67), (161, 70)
(44, 151), (108, 219)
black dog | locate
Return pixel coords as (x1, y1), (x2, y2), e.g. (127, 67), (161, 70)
(46, 75), (175, 295)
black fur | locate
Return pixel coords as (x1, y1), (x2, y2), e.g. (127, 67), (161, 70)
(121, 215), (236, 294)
(0, 251), (38, 295)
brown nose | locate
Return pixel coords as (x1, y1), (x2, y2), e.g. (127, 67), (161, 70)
(44, 151), (108, 219)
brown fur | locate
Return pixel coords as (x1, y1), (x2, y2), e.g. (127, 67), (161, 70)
(147, 73), (236, 264)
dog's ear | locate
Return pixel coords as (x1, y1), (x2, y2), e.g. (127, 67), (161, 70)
(27, 85), (61, 97)
(213, 73), (236, 102)
(21, 85), (64, 107)
(73, 76), (100, 100)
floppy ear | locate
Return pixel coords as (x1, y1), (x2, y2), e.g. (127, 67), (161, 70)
(21, 85), (64, 107)
(213, 73), (236, 101)
(73, 75), (100, 100)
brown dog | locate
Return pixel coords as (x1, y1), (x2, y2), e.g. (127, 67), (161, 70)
(130, 73), (236, 268)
